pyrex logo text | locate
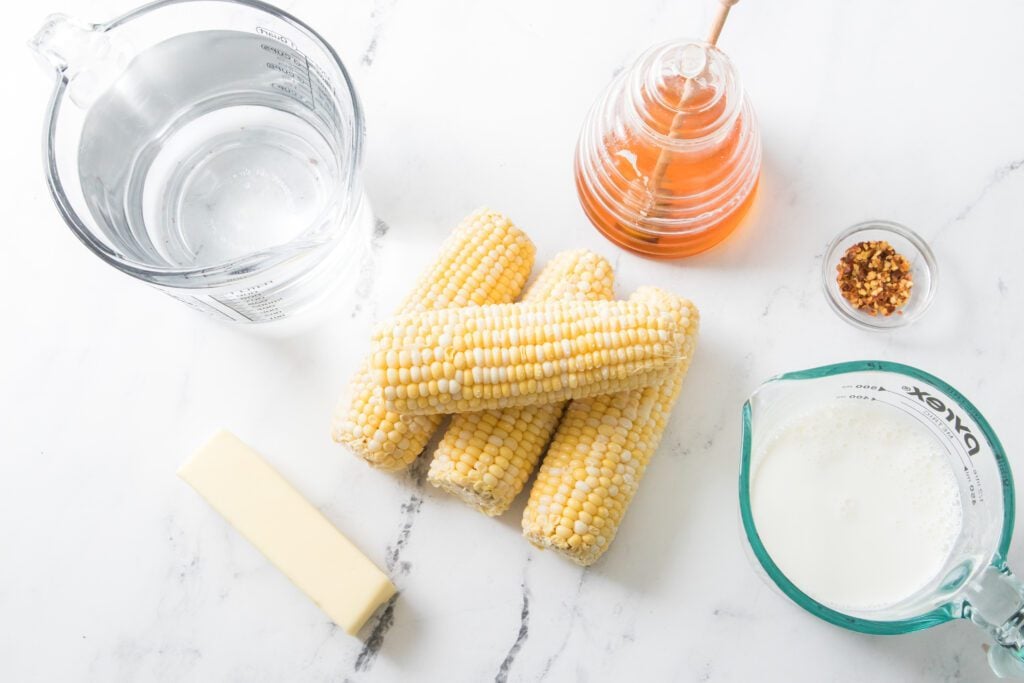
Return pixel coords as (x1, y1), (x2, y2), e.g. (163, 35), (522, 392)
(903, 385), (980, 456)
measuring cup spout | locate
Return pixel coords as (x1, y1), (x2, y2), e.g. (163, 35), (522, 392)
(29, 14), (126, 108)
(962, 565), (1024, 677)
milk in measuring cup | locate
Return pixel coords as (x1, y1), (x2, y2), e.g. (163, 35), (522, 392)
(750, 401), (963, 611)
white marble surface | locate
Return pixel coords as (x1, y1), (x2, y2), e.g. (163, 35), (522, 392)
(4, 0), (1024, 680)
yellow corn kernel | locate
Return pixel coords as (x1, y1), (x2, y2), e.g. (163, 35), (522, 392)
(331, 209), (536, 470)
(428, 250), (615, 515)
(371, 298), (687, 415)
(522, 287), (699, 565)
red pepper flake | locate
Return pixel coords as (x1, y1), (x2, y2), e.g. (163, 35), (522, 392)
(836, 240), (913, 316)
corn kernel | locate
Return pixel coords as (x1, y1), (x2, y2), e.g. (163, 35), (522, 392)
(522, 288), (699, 565)
(331, 209), (536, 471)
(427, 250), (616, 516)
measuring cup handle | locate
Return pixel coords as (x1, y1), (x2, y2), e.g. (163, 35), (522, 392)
(29, 14), (126, 108)
(963, 564), (1024, 677)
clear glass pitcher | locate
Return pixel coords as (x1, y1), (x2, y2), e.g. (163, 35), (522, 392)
(740, 361), (1024, 677)
(30, 0), (372, 323)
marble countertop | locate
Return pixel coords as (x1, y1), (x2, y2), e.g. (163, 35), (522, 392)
(4, 0), (1024, 680)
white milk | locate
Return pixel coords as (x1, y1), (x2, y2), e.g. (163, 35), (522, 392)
(750, 401), (963, 611)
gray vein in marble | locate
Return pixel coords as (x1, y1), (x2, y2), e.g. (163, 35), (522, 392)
(162, 514), (208, 607)
(600, 603), (636, 659)
(360, 0), (399, 67)
(712, 605), (754, 620)
(954, 157), (1024, 223)
(361, 37), (378, 67)
(350, 218), (391, 319)
(353, 453), (431, 673)
(385, 494), (423, 573)
(353, 491), (419, 673)
(760, 285), (792, 318)
(354, 593), (398, 672)
(495, 565), (532, 683)
(408, 445), (432, 488)
(671, 422), (718, 459)
(301, 624), (339, 673)
(998, 278), (1008, 296)
(537, 571), (588, 681)
(932, 155), (1024, 246)
(945, 652), (963, 683)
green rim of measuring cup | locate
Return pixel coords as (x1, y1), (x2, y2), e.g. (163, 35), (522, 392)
(739, 360), (1014, 634)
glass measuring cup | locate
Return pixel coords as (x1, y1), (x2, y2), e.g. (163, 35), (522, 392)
(574, 39), (761, 258)
(740, 361), (1024, 677)
(30, 0), (371, 323)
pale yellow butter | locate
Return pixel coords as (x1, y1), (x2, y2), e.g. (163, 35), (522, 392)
(178, 430), (395, 635)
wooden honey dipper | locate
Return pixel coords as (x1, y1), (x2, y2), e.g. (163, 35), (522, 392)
(641, 0), (741, 218)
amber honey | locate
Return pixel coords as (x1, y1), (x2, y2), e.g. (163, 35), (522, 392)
(574, 40), (761, 258)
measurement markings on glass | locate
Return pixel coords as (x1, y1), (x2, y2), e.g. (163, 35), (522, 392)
(256, 27), (336, 121)
(836, 385), (983, 503)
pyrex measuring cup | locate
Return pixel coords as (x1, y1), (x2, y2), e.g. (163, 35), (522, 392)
(30, 0), (371, 322)
(740, 361), (1024, 677)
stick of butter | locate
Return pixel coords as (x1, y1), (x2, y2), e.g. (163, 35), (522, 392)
(178, 430), (396, 635)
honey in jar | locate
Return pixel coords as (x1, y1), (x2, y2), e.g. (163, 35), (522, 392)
(575, 40), (761, 258)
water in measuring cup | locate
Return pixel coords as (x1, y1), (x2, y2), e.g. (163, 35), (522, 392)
(77, 30), (343, 269)
(751, 402), (963, 611)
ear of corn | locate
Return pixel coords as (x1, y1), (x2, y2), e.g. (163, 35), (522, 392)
(370, 299), (686, 416)
(428, 250), (616, 516)
(331, 209), (536, 471)
(521, 287), (698, 565)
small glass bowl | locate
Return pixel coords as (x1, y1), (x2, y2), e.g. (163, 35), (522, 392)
(822, 220), (938, 331)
